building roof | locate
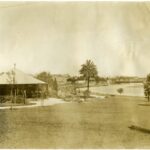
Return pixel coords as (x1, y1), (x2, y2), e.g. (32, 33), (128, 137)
(0, 69), (46, 85)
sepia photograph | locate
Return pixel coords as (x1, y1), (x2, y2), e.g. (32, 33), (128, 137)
(0, 0), (150, 148)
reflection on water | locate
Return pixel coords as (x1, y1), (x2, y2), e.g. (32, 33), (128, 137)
(90, 83), (144, 97)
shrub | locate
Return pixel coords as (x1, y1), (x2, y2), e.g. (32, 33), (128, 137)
(83, 90), (90, 100)
(117, 88), (123, 95)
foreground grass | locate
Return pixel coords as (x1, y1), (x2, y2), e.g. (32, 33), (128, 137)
(0, 96), (150, 148)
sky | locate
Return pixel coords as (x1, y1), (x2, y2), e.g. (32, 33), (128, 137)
(0, 2), (150, 77)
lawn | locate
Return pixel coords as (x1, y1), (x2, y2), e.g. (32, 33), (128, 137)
(0, 96), (150, 148)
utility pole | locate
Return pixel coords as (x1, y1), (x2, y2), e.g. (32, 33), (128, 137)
(13, 63), (16, 104)
(10, 64), (16, 109)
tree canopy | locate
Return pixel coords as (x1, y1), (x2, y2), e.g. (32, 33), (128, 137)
(36, 72), (58, 92)
(79, 60), (98, 80)
(36, 72), (53, 85)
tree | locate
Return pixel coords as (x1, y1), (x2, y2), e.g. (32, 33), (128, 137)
(117, 88), (123, 95)
(95, 76), (100, 84)
(144, 74), (150, 101)
(67, 76), (78, 94)
(79, 60), (98, 93)
(95, 76), (107, 85)
(53, 78), (58, 95)
(36, 72), (53, 85)
(36, 72), (59, 97)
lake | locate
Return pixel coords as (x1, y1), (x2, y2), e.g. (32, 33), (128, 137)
(89, 83), (144, 97)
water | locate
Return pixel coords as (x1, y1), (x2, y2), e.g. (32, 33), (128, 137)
(89, 83), (144, 97)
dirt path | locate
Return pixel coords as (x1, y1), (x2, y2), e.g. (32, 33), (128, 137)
(0, 98), (66, 110)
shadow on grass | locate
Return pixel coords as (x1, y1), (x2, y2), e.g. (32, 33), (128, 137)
(129, 125), (150, 134)
(138, 104), (150, 106)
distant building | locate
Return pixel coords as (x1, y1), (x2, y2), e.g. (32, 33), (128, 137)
(109, 76), (145, 84)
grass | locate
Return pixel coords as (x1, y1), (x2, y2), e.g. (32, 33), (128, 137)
(0, 96), (150, 148)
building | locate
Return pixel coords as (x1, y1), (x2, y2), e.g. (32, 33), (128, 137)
(109, 76), (145, 84)
(0, 68), (48, 98)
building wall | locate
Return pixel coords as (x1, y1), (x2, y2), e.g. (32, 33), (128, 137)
(0, 84), (47, 98)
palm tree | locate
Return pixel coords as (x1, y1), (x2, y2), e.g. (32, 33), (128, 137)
(79, 60), (98, 93)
